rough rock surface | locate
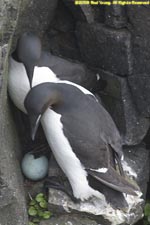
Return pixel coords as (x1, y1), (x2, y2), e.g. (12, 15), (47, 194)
(46, 0), (81, 60)
(63, 0), (105, 23)
(12, 0), (58, 47)
(0, 44), (28, 224)
(105, 6), (127, 29)
(128, 74), (150, 117)
(0, 0), (29, 224)
(1, 1), (150, 225)
(127, 6), (150, 75)
(96, 70), (150, 146)
(123, 144), (149, 198)
(126, 6), (150, 117)
(48, 188), (143, 225)
(47, 144), (147, 225)
(76, 22), (132, 76)
(63, 0), (95, 23)
(40, 215), (99, 225)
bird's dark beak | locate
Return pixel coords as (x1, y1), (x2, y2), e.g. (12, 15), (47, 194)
(24, 65), (34, 88)
(29, 114), (41, 141)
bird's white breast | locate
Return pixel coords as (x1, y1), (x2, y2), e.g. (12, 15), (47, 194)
(41, 108), (87, 182)
(8, 57), (30, 113)
(8, 60), (94, 114)
(32, 66), (94, 96)
(32, 66), (59, 86)
(8, 60), (59, 113)
(41, 108), (102, 200)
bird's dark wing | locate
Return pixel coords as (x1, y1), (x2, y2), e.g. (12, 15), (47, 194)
(58, 110), (138, 196)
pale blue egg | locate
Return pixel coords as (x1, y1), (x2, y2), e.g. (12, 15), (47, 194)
(21, 153), (49, 181)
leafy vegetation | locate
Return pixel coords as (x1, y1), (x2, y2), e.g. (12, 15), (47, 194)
(28, 193), (52, 225)
(143, 202), (150, 225)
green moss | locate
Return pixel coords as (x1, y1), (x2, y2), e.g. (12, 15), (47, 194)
(143, 201), (150, 225)
(28, 192), (52, 225)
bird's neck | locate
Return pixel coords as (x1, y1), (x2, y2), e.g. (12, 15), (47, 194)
(32, 66), (59, 87)
(12, 50), (21, 63)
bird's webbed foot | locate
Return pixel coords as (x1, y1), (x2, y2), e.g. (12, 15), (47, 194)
(44, 176), (80, 203)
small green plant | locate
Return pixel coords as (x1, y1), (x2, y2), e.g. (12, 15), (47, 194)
(28, 192), (52, 225)
(144, 202), (150, 225)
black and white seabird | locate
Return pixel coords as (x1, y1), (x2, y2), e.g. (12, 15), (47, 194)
(24, 82), (138, 202)
(8, 32), (57, 113)
(8, 32), (92, 113)
(8, 32), (139, 206)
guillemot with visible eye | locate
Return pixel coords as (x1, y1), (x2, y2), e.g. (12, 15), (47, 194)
(24, 82), (139, 203)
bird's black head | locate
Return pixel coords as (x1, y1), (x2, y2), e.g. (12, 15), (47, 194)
(24, 82), (62, 141)
(13, 32), (42, 87)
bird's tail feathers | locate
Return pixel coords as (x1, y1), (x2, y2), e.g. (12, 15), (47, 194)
(86, 167), (139, 196)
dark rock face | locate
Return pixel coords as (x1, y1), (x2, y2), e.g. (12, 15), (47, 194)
(39, 0), (97, 89)
(62, 0), (95, 23)
(105, 6), (127, 29)
(96, 70), (150, 145)
(14, 0), (58, 39)
(0, 0), (29, 224)
(127, 6), (150, 75)
(45, 0), (81, 60)
(0, 44), (28, 224)
(126, 6), (150, 117)
(128, 74), (150, 117)
(76, 22), (132, 76)
(1, 1), (150, 225)
(63, 0), (106, 23)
